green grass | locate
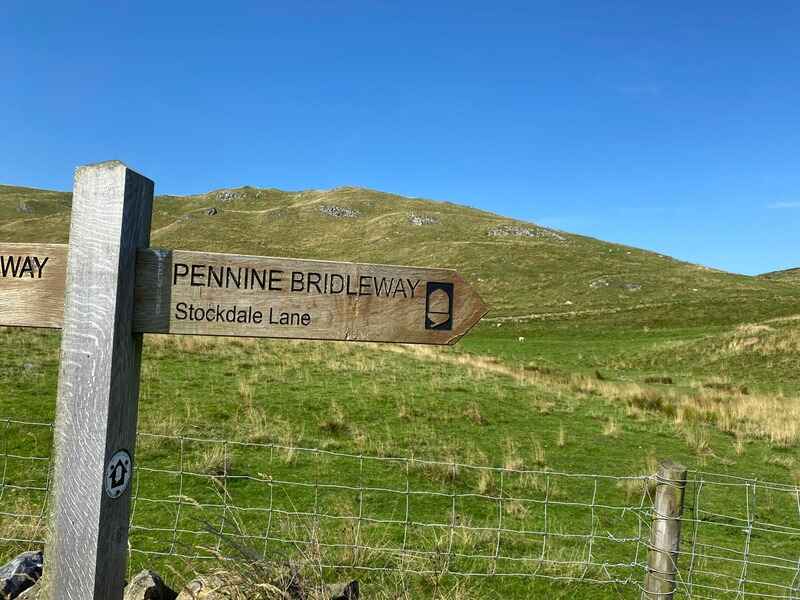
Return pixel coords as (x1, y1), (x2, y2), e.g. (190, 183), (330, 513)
(2, 320), (799, 598)
(761, 267), (800, 283)
(1, 183), (800, 597)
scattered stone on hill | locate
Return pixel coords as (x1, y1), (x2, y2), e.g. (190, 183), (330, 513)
(487, 224), (566, 241)
(206, 207), (218, 216)
(176, 572), (263, 600)
(13, 568), (178, 600)
(0, 551), (42, 599)
(327, 580), (359, 599)
(319, 205), (361, 219)
(215, 191), (242, 203)
(589, 278), (642, 292)
(408, 213), (440, 226)
(124, 570), (177, 600)
(175, 571), (358, 600)
(16, 201), (32, 214)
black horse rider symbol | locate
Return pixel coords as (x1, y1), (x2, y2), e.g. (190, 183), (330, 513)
(425, 282), (454, 331)
(110, 458), (128, 489)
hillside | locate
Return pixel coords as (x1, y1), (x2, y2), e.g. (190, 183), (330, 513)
(3, 182), (800, 598)
(2, 182), (798, 325)
(761, 267), (800, 283)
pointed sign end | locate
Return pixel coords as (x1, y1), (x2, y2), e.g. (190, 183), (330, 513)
(447, 273), (489, 344)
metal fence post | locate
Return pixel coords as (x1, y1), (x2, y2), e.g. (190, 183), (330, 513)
(643, 460), (688, 599)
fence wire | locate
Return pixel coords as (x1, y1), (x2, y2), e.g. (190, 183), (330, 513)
(1, 417), (800, 598)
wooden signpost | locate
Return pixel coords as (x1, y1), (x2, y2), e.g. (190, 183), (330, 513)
(0, 246), (486, 345)
(0, 161), (487, 600)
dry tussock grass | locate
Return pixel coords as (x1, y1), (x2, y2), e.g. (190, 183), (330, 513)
(148, 321), (800, 469)
(601, 418), (620, 438)
(389, 339), (800, 449)
(188, 443), (232, 476)
(0, 493), (45, 552)
(711, 392), (800, 447)
(557, 423), (567, 448)
(616, 453), (659, 502)
(247, 329), (800, 459)
(718, 323), (800, 357)
(503, 439), (525, 471)
(319, 401), (349, 436)
(409, 453), (461, 486)
(137, 412), (184, 451)
(767, 455), (795, 469)
(476, 468), (496, 495)
(462, 402), (486, 425)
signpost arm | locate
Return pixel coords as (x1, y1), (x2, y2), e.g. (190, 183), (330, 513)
(42, 161), (154, 600)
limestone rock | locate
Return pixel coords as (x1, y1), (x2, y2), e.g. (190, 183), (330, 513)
(12, 568), (177, 600)
(319, 205), (360, 219)
(327, 580), (359, 599)
(488, 224), (566, 241)
(124, 570), (177, 600)
(176, 574), (238, 599)
(408, 213), (439, 226)
(215, 191), (242, 203)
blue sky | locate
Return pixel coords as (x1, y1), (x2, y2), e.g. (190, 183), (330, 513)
(2, 1), (798, 275)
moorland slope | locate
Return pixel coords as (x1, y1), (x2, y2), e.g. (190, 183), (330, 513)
(2, 183), (798, 325)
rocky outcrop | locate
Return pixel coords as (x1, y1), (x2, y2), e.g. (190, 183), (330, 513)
(215, 191), (242, 203)
(6, 569), (177, 600)
(0, 552), (356, 600)
(175, 574), (234, 599)
(124, 570), (177, 600)
(408, 213), (439, 226)
(326, 580), (359, 599)
(488, 224), (566, 241)
(319, 205), (361, 219)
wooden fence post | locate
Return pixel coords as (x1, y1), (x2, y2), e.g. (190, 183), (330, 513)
(643, 460), (688, 600)
(42, 161), (154, 600)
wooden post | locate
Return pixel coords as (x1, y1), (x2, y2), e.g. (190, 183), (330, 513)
(42, 161), (154, 600)
(643, 460), (687, 600)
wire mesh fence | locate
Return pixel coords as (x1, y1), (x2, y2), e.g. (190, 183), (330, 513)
(674, 472), (800, 599)
(1, 417), (800, 598)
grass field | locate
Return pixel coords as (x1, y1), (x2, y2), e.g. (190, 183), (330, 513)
(1, 183), (799, 597)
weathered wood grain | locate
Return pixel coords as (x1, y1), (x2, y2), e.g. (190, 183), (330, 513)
(0, 243), (67, 328)
(133, 249), (488, 344)
(43, 161), (154, 600)
(1, 246), (488, 345)
(643, 460), (687, 599)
